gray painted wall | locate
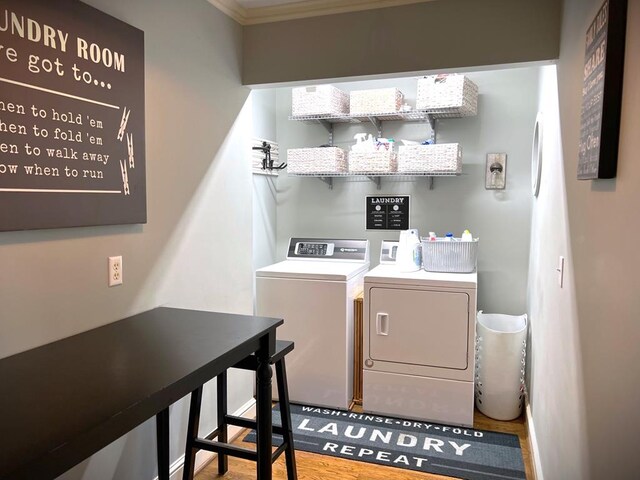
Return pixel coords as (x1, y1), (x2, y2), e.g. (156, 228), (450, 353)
(525, 0), (640, 478)
(527, 65), (588, 479)
(273, 68), (538, 315)
(0, 0), (255, 478)
(251, 89), (278, 308)
(243, 0), (560, 85)
(6, 1), (639, 479)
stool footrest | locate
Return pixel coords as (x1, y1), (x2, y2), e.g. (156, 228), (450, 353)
(272, 443), (287, 462)
(225, 414), (254, 430)
(193, 438), (258, 462)
(224, 414), (286, 436)
(205, 427), (221, 441)
(193, 434), (288, 464)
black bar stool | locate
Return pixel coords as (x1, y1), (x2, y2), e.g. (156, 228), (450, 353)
(182, 340), (298, 480)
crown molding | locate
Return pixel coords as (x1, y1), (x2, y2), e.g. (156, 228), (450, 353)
(207, 0), (248, 24)
(209, 0), (435, 25)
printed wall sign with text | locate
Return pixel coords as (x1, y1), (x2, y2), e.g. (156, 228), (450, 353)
(577, 0), (627, 180)
(366, 196), (410, 231)
(0, 0), (146, 231)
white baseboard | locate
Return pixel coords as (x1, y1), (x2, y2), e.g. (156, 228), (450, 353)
(525, 395), (544, 480)
(153, 397), (257, 480)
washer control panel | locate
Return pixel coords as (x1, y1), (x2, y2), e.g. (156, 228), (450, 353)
(287, 238), (369, 262)
(294, 242), (334, 257)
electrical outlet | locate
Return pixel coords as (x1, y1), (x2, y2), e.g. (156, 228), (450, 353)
(108, 256), (123, 287)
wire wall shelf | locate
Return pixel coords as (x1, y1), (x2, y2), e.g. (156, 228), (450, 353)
(287, 171), (461, 190)
(289, 110), (435, 124)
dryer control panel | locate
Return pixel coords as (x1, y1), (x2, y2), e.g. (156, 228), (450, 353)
(287, 238), (369, 262)
(379, 240), (399, 264)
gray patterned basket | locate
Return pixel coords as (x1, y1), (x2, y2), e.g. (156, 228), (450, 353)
(421, 238), (478, 273)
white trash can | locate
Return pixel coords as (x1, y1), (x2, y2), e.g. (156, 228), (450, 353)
(475, 311), (528, 421)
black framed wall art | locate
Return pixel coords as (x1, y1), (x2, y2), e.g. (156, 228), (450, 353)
(0, 0), (146, 231)
(578, 0), (627, 180)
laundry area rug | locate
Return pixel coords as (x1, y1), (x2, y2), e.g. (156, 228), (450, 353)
(244, 404), (526, 480)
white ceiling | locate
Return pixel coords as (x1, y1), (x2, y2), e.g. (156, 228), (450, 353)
(235, 0), (303, 7)
(208, 0), (436, 25)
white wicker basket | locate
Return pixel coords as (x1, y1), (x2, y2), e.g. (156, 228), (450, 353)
(287, 147), (347, 174)
(291, 85), (349, 117)
(397, 143), (462, 174)
(349, 88), (404, 115)
(416, 75), (478, 117)
(348, 151), (397, 173)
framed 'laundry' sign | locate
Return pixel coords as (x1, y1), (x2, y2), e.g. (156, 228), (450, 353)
(577, 0), (627, 180)
(0, 0), (145, 231)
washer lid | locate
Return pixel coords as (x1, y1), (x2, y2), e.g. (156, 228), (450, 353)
(256, 260), (370, 281)
(365, 264), (477, 288)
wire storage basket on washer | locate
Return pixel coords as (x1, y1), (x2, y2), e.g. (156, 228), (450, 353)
(421, 238), (478, 273)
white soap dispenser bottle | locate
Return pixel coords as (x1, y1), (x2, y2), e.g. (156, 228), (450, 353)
(397, 229), (421, 272)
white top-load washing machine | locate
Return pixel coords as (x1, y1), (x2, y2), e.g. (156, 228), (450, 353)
(363, 241), (477, 426)
(255, 238), (369, 410)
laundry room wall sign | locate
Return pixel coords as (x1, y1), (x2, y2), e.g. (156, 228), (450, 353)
(577, 0), (627, 180)
(0, 0), (145, 231)
(366, 196), (410, 230)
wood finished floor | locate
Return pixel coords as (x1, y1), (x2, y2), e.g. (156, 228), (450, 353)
(195, 408), (534, 480)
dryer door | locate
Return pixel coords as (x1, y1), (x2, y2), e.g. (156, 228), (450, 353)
(368, 287), (470, 370)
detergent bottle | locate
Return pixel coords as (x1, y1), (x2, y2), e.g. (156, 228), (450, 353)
(396, 229), (422, 272)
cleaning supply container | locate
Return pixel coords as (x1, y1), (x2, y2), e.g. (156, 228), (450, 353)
(475, 311), (528, 420)
(421, 237), (478, 273)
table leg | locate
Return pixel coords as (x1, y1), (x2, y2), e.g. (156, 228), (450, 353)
(217, 370), (228, 474)
(183, 387), (203, 480)
(156, 407), (170, 480)
(256, 332), (275, 480)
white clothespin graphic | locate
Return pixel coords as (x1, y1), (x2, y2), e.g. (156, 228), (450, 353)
(120, 159), (130, 195)
(127, 133), (135, 168)
(117, 107), (130, 141)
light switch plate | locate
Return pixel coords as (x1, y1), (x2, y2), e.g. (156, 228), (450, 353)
(486, 153), (507, 190)
(557, 256), (565, 288)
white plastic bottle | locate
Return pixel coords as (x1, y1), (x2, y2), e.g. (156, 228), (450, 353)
(397, 229), (421, 272)
(461, 229), (473, 242)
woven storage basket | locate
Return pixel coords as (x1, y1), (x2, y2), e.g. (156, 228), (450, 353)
(291, 85), (349, 116)
(421, 238), (478, 273)
(397, 143), (462, 174)
(287, 147), (347, 174)
(416, 75), (478, 117)
(348, 151), (398, 173)
(349, 88), (404, 115)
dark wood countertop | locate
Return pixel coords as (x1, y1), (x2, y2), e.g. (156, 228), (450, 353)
(0, 307), (282, 480)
